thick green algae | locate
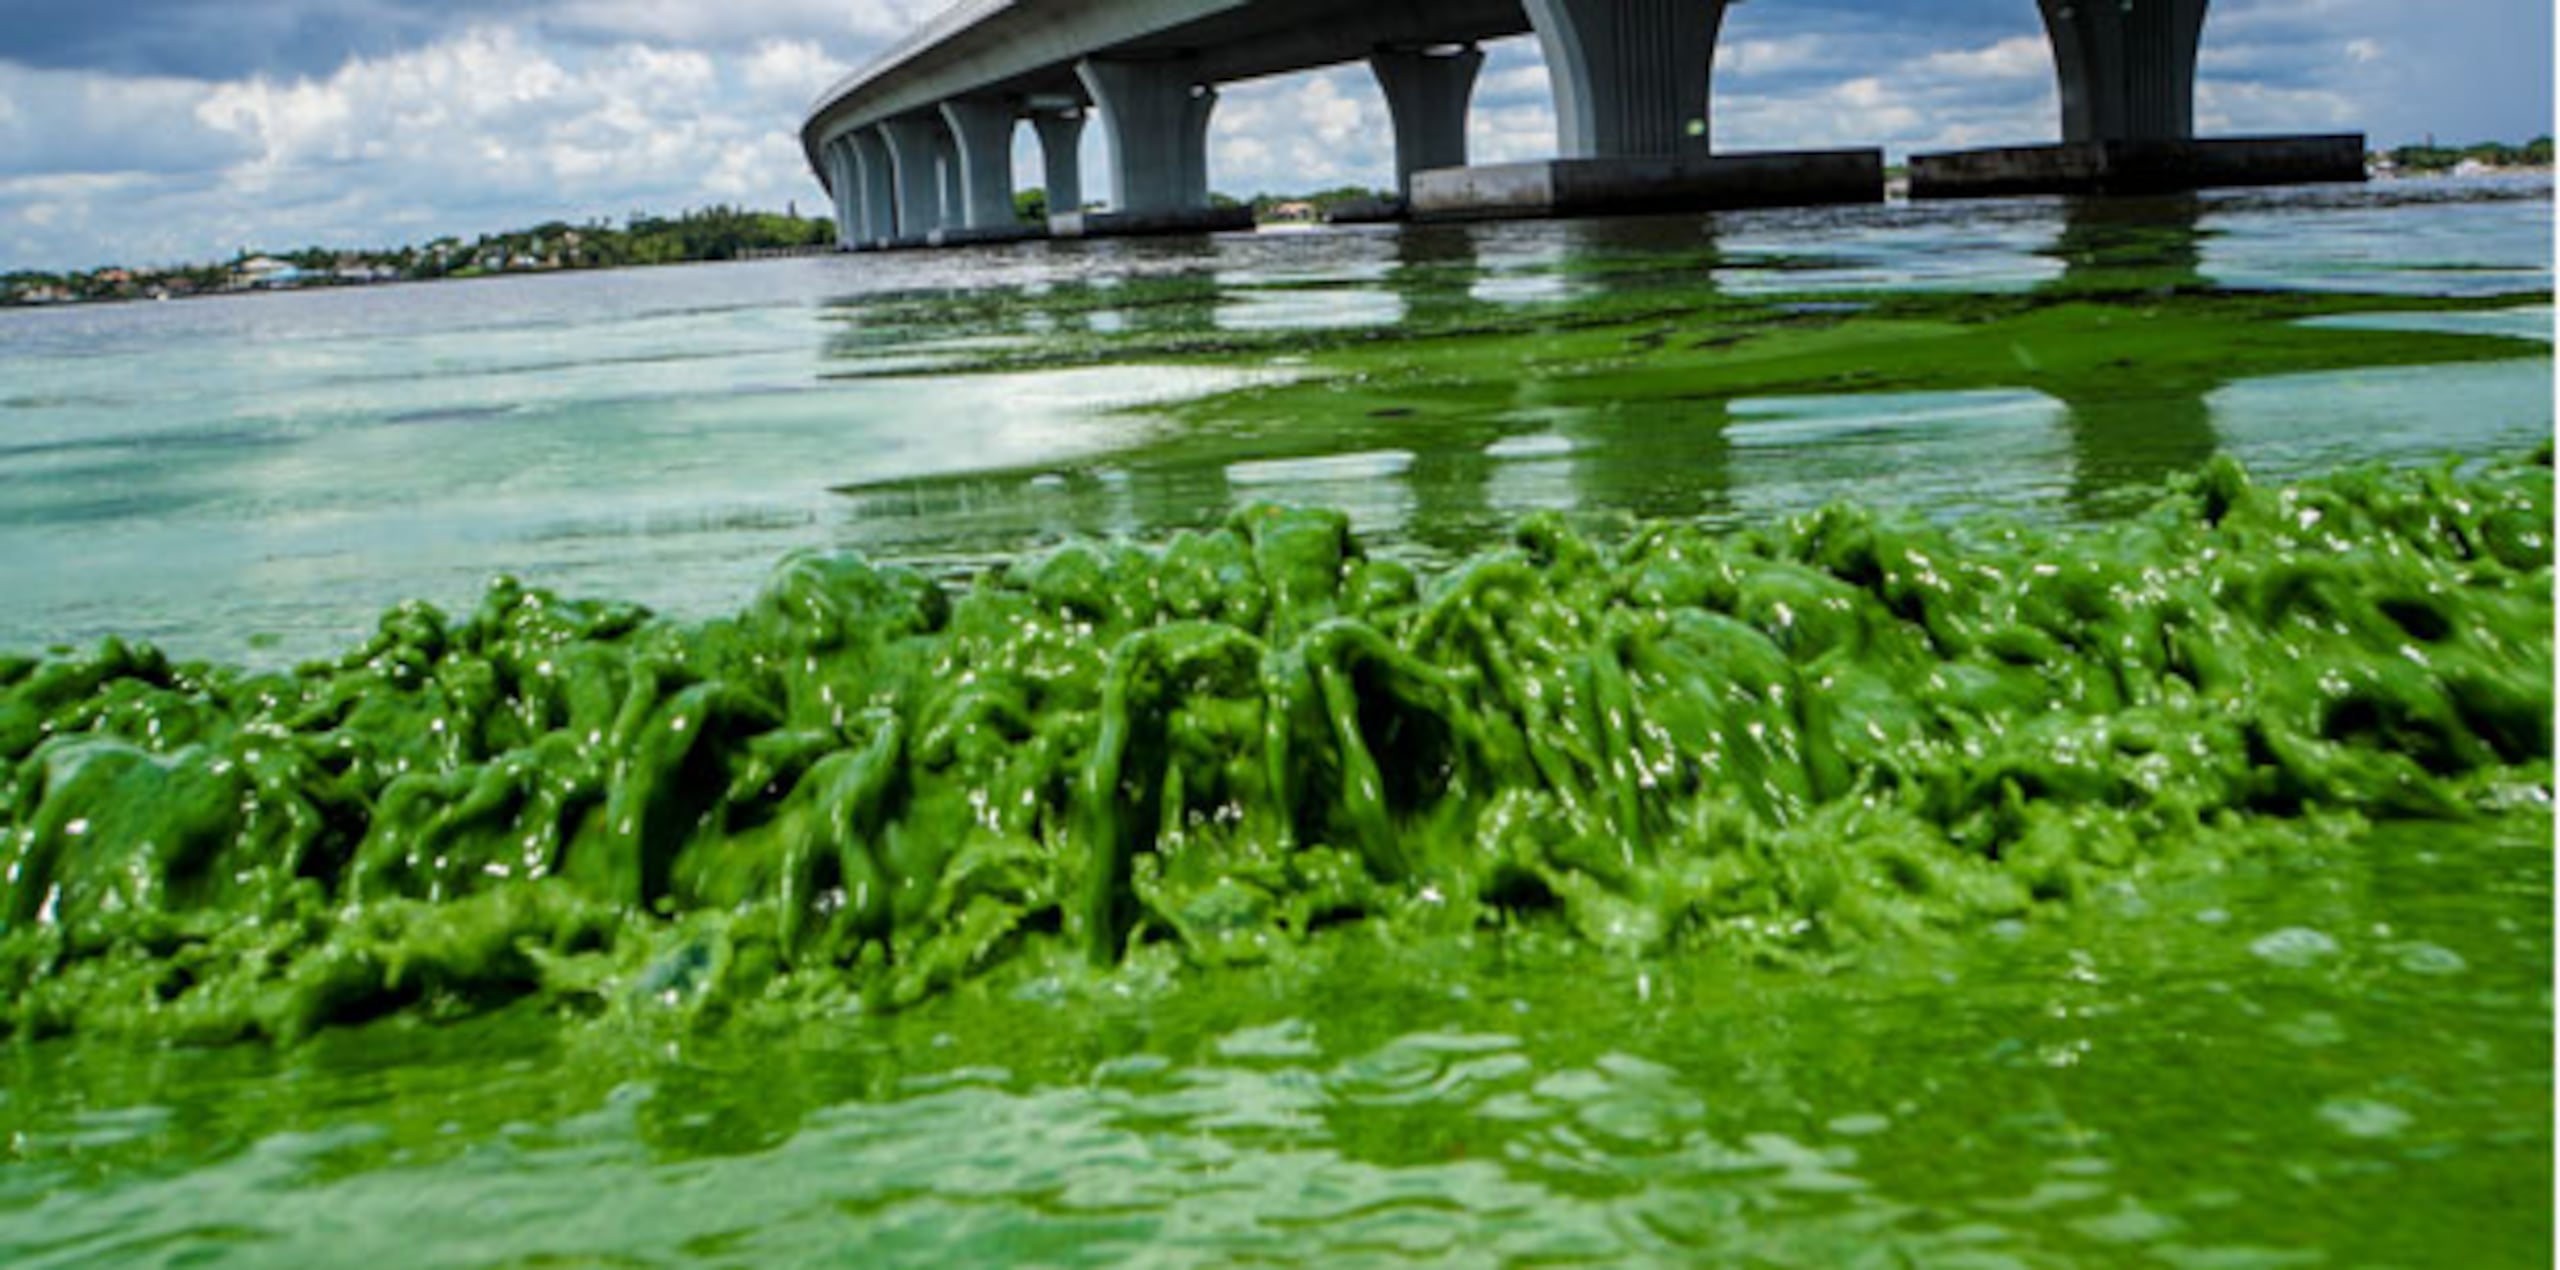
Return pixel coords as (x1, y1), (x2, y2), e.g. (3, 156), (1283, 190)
(0, 453), (2548, 1042)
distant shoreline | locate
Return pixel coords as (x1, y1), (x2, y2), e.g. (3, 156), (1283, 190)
(0, 251), (844, 313)
(3, 205), (838, 309)
(7, 166), (2552, 311)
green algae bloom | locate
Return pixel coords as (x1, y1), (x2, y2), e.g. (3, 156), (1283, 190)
(0, 453), (2548, 1042)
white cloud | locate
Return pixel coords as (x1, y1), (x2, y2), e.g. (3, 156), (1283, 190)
(2, 172), (155, 263)
(0, 61), (249, 178)
(1473, 42), (1552, 110)
(544, 0), (944, 48)
(742, 39), (851, 105)
(2, 24), (853, 268)
(2196, 79), (2361, 136)
(1715, 36), (1833, 77)
(1916, 36), (2053, 81)
(1208, 68), (1392, 196)
(1468, 103), (1558, 165)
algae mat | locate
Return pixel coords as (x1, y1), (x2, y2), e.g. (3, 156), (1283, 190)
(2, 453), (2550, 1043)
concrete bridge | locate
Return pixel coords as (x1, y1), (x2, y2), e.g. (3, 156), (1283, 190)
(800, 0), (2363, 250)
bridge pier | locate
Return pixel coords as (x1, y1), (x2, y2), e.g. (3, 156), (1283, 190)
(1060, 57), (1252, 238)
(1176, 79), (1214, 206)
(1411, 0), (1879, 221)
(939, 99), (1035, 241)
(2045, 0), (2206, 146)
(823, 138), (857, 249)
(879, 116), (949, 246)
(839, 139), (875, 248)
(1030, 107), (1087, 220)
(1526, 0), (1722, 159)
(933, 125), (964, 234)
(853, 130), (897, 248)
(1369, 45), (1482, 202)
(1911, 0), (2364, 197)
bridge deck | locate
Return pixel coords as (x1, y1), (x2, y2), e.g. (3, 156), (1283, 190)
(802, 0), (1528, 173)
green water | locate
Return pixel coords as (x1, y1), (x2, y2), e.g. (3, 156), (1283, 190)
(3, 818), (2547, 1266)
(0, 182), (2551, 1265)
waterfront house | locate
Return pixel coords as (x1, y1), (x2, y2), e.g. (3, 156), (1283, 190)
(234, 256), (302, 289)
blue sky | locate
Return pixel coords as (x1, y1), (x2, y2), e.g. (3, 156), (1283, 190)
(0, 0), (2547, 270)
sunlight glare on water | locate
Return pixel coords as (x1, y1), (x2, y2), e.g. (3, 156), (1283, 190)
(0, 180), (2547, 666)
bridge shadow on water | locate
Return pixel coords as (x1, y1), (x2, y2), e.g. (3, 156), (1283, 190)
(817, 196), (2225, 564)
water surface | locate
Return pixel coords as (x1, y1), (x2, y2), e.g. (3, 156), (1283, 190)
(0, 178), (2547, 666)
(0, 176), (2549, 1268)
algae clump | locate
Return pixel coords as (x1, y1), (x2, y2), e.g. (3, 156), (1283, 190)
(0, 455), (2548, 1042)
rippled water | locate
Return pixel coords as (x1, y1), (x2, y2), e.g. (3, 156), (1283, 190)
(3, 819), (2545, 1267)
(0, 177), (2550, 1266)
(0, 179), (2548, 667)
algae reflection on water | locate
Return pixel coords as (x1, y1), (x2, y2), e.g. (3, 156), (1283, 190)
(828, 192), (2553, 556)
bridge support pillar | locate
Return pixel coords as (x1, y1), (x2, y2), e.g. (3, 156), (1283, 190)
(1910, 0), (2362, 197)
(880, 117), (952, 245)
(1031, 108), (1086, 219)
(1370, 46), (1482, 202)
(1175, 81), (1214, 206)
(933, 125), (964, 233)
(1076, 57), (1206, 213)
(1061, 57), (1249, 237)
(1411, 0), (1876, 223)
(2040, 0), (2205, 144)
(853, 129), (897, 247)
(940, 98), (1034, 240)
(841, 139), (875, 247)
(1524, 0), (1726, 159)
(823, 138), (858, 249)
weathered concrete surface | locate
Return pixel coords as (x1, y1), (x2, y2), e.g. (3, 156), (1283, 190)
(1910, 135), (2367, 199)
(1322, 196), (1409, 225)
(1079, 57), (1219, 216)
(940, 98), (1023, 231)
(1370, 46), (1482, 198)
(926, 224), (1045, 247)
(1031, 108), (1088, 215)
(1410, 150), (1884, 220)
(824, 138), (858, 248)
(1048, 206), (1257, 238)
(1527, 0), (1725, 159)
(879, 117), (950, 241)
(2038, 0), (2205, 144)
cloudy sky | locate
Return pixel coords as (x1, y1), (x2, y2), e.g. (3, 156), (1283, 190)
(0, 0), (2547, 270)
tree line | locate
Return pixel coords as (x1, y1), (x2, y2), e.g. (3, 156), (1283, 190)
(2381, 137), (2553, 172)
(5, 205), (837, 306)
